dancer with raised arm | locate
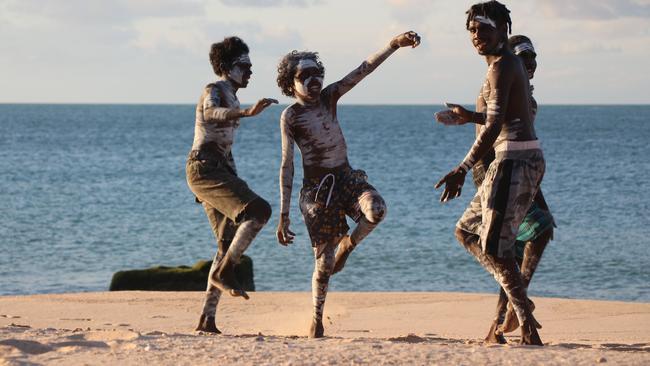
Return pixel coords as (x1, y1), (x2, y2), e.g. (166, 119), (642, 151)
(275, 31), (420, 338)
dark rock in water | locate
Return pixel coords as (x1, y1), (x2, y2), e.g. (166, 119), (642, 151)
(109, 256), (254, 291)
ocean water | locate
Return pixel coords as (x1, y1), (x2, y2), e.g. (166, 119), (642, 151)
(1, 104), (648, 301)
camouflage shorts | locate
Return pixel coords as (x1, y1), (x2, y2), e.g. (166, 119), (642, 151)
(457, 149), (545, 258)
(300, 167), (377, 248)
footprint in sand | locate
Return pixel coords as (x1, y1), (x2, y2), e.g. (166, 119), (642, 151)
(0, 339), (53, 355)
(52, 340), (110, 353)
(387, 334), (426, 343)
(85, 330), (141, 342)
(144, 331), (166, 336)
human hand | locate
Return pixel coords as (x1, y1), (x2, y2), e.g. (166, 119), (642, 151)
(434, 166), (467, 203)
(434, 102), (472, 126)
(245, 98), (278, 117)
(276, 214), (295, 245)
(390, 31), (421, 49)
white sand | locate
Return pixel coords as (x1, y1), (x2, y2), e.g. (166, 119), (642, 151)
(1, 291), (648, 365)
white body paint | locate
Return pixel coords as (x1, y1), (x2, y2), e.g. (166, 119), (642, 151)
(297, 59), (318, 69)
(461, 60), (537, 170)
(228, 66), (245, 85)
(226, 53), (251, 86)
(294, 59), (323, 96)
(513, 43), (535, 55)
(234, 54), (251, 65)
(435, 109), (465, 126)
(192, 78), (241, 171)
(279, 44), (397, 215)
(474, 15), (496, 28)
(294, 76), (324, 96)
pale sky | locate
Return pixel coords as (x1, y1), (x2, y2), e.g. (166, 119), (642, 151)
(1, 0), (649, 104)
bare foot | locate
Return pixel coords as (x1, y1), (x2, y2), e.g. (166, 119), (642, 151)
(228, 289), (250, 300)
(332, 236), (354, 274)
(501, 299), (540, 334)
(195, 314), (221, 334)
(484, 320), (507, 344)
(309, 319), (324, 338)
(209, 261), (249, 300)
(519, 321), (543, 346)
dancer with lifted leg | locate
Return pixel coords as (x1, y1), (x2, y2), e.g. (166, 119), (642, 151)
(435, 1), (544, 346)
(275, 31), (420, 338)
(186, 36), (277, 333)
(437, 34), (554, 343)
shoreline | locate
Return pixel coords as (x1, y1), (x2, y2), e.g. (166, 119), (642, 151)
(1, 291), (649, 365)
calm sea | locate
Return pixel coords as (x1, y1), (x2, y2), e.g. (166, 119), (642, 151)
(1, 104), (648, 301)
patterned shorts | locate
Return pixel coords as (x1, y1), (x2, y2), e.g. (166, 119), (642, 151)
(457, 149), (545, 258)
(299, 167), (376, 248)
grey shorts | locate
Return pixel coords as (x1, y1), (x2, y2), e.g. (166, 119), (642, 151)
(457, 149), (545, 258)
(186, 154), (259, 224)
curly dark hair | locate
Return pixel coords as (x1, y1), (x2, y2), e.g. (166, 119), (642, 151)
(466, 1), (512, 35)
(508, 34), (533, 50)
(276, 51), (325, 98)
(209, 36), (250, 76)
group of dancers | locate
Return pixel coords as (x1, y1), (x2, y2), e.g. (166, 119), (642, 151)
(185, 0), (554, 346)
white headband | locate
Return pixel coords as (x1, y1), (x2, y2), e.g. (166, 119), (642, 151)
(297, 59), (318, 70)
(474, 15), (496, 28)
(232, 54), (251, 66)
(513, 42), (535, 55)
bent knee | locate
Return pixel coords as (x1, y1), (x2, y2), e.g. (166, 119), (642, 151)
(360, 192), (387, 224)
(244, 198), (272, 224)
(369, 203), (387, 223)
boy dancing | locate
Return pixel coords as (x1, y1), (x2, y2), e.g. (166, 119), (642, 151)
(275, 31), (420, 337)
(186, 36), (277, 333)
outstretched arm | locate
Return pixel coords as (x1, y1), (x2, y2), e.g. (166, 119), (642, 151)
(329, 31), (420, 101)
(435, 103), (486, 126)
(277, 109), (296, 245)
(435, 60), (513, 202)
(203, 85), (277, 122)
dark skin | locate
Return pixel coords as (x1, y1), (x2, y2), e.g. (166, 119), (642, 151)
(435, 20), (534, 200)
(435, 20), (542, 346)
(276, 31), (421, 246)
(443, 42), (551, 341)
(223, 61), (279, 118)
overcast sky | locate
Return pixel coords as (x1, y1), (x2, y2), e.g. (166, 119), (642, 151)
(1, 0), (649, 104)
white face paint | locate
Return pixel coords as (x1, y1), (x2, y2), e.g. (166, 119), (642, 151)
(294, 59), (323, 98)
(297, 59), (318, 70)
(234, 54), (251, 65)
(474, 15), (496, 28)
(294, 76), (324, 96)
(227, 53), (251, 85)
(513, 43), (535, 55)
(228, 65), (245, 85)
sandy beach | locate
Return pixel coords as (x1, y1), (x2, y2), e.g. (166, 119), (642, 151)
(0, 291), (648, 365)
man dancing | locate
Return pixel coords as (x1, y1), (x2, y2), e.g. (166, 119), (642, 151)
(275, 31), (420, 338)
(186, 36), (277, 333)
(435, 1), (544, 345)
(437, 34), (554, 343)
